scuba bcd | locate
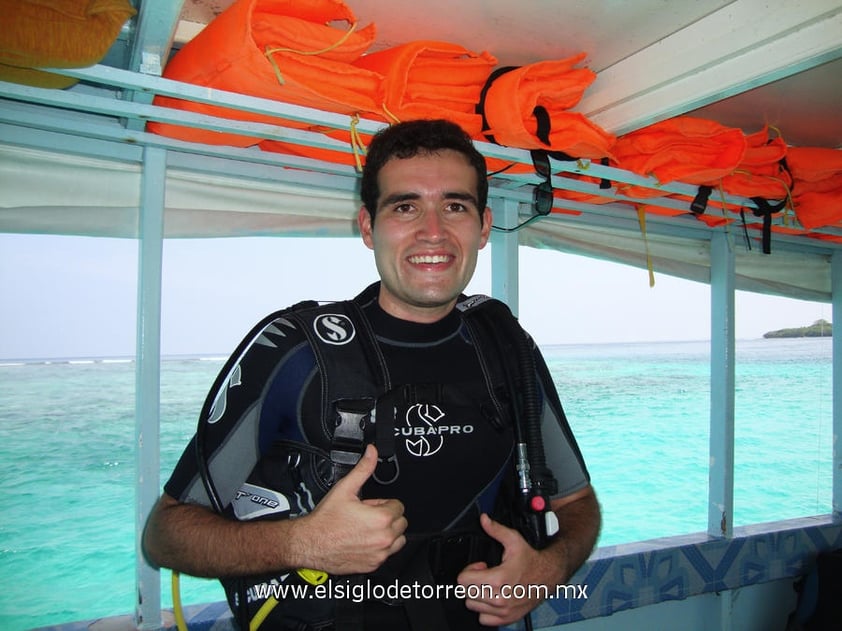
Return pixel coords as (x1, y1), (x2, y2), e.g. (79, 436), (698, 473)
(190, 285), (559, 630)
(458, 295), (559, 550)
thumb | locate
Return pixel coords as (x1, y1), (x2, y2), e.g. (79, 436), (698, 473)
(334, 443), (377, 495)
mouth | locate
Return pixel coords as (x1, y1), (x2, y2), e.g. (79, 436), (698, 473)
(407, 254), (453, 265)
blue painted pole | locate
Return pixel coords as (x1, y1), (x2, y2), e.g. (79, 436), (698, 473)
(832, 251), (842, 519)
(708, 231), (735, 538)
(490, 197), (521, 314)
(135, 146), (166, 629)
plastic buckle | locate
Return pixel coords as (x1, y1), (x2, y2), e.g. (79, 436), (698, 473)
(330, 400), (373, 480)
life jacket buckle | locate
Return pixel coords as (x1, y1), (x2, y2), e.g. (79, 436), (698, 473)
(330, 399), (374, 482)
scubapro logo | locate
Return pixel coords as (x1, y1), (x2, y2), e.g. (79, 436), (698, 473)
(398, 403), (474, 457)
(314, 314), (355, 345)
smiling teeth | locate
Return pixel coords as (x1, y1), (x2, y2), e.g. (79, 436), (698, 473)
(409, 255), (449, 264)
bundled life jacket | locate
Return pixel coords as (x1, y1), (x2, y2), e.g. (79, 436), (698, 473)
(476, 53), (616, 160)
(0, 0), (136, 88)
(148, 0), (383, 147)
(787, 146), (842, 230)
(611, 116), (748, 197)
(352, 40), (498, 139)
(197, 285), (559, 630)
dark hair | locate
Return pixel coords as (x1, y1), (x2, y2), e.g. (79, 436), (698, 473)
(359, 119), (488, 222)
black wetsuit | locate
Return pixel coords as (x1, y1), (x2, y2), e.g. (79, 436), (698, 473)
(164, 283), (590, 630)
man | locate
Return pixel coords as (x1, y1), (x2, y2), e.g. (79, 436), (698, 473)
(143, 119), (600, 630)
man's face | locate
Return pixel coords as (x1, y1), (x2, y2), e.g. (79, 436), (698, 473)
(358, 149), (492, 323)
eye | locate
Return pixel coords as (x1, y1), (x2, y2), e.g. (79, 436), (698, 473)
(392, 202), (416, 214)
(444, 202), (469, 213)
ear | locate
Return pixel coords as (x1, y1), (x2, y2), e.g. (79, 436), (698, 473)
(358, 206), (375, 250)
(478, 206), (492, 249)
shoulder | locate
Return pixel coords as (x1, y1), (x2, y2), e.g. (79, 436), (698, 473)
(456, 294), (524, 341)
(211, 305), (318, 397)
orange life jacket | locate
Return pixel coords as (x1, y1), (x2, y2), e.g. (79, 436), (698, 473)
(788, 146), (842, 183)
(147, 0), (383, 147)
(611, 116), (747, 198)
(352, 40), (497, 138)
(477, 53), (615, 159)
(787, 147), (842, 230)
(0, 0), (135, 88)
(719, 126), (790, 200)
(259, 123), (374, 170)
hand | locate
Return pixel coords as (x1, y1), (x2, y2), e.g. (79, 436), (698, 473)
(297, 444), (407, 575)
(457, 514), (562, 627)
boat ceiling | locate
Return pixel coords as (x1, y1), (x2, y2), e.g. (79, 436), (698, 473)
(1, 0), (841, 301)
(173, 0), (842, 146)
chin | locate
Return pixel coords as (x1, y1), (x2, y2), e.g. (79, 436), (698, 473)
(412, 288), (461, 308)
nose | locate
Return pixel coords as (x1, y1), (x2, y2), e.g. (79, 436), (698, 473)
(417, 208), (445, 241)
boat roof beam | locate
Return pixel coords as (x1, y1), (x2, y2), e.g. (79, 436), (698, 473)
(580, 0), (842, 134)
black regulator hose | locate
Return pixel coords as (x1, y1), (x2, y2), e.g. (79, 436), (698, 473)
(513, 320), (545, 481)
(489, 299), (554, 493)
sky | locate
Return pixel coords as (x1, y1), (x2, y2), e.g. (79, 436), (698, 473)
(0, 232), (831, 360)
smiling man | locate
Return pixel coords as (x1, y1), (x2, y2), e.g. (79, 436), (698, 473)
(359, 145), (490, 322)
(144, 119), (600, 631)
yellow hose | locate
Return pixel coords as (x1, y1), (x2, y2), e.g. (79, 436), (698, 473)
(173, 569), (325, 630)
(171, 571), (189, 631)
(249, 569), (325, 630)
(249, 596), (279, 631)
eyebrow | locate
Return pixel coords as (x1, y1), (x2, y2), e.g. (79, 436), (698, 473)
(379, 191), (479, 208)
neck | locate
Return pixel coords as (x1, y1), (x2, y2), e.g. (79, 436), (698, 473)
(377, 294), (455, 324)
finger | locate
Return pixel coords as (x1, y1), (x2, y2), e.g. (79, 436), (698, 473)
(479, 513), (520, 548)
(361, 497), (397, 508)
(478, 611), (510, 628)
(334, 443), (378, 494)
(456, 561), (489, 586)
(464, 591), (509, 622)
(362, 497), (405, 518)
(388, 533), (407, 556)
(460, 561), (489, 573)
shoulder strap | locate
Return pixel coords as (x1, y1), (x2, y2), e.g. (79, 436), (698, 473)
(457, 294), (560, 548)
(455, 295), (512, 430)
(283, 296), (390, 482)
(285, 299), (390, 422)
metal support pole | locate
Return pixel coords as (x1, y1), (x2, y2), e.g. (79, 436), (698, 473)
(489, 197), (521, 314)
(708, 231), (736, 538)
(135, 146), (166, 629)
(832, 251), (842, 518)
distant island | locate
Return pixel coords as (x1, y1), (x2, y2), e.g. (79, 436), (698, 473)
(764, 319), (832, 338)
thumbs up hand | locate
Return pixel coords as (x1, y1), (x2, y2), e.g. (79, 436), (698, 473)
(296, 444), (407, 575)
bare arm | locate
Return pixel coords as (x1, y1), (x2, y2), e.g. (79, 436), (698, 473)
(142, 445), (408, 578)
(457, 485), (601, 627)
(545, 484), (602, 582)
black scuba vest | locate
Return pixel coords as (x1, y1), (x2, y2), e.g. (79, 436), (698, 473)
(205, 285), (556, 631)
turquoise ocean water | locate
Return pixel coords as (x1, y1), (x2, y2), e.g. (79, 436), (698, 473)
(0, 338), (832, 630)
